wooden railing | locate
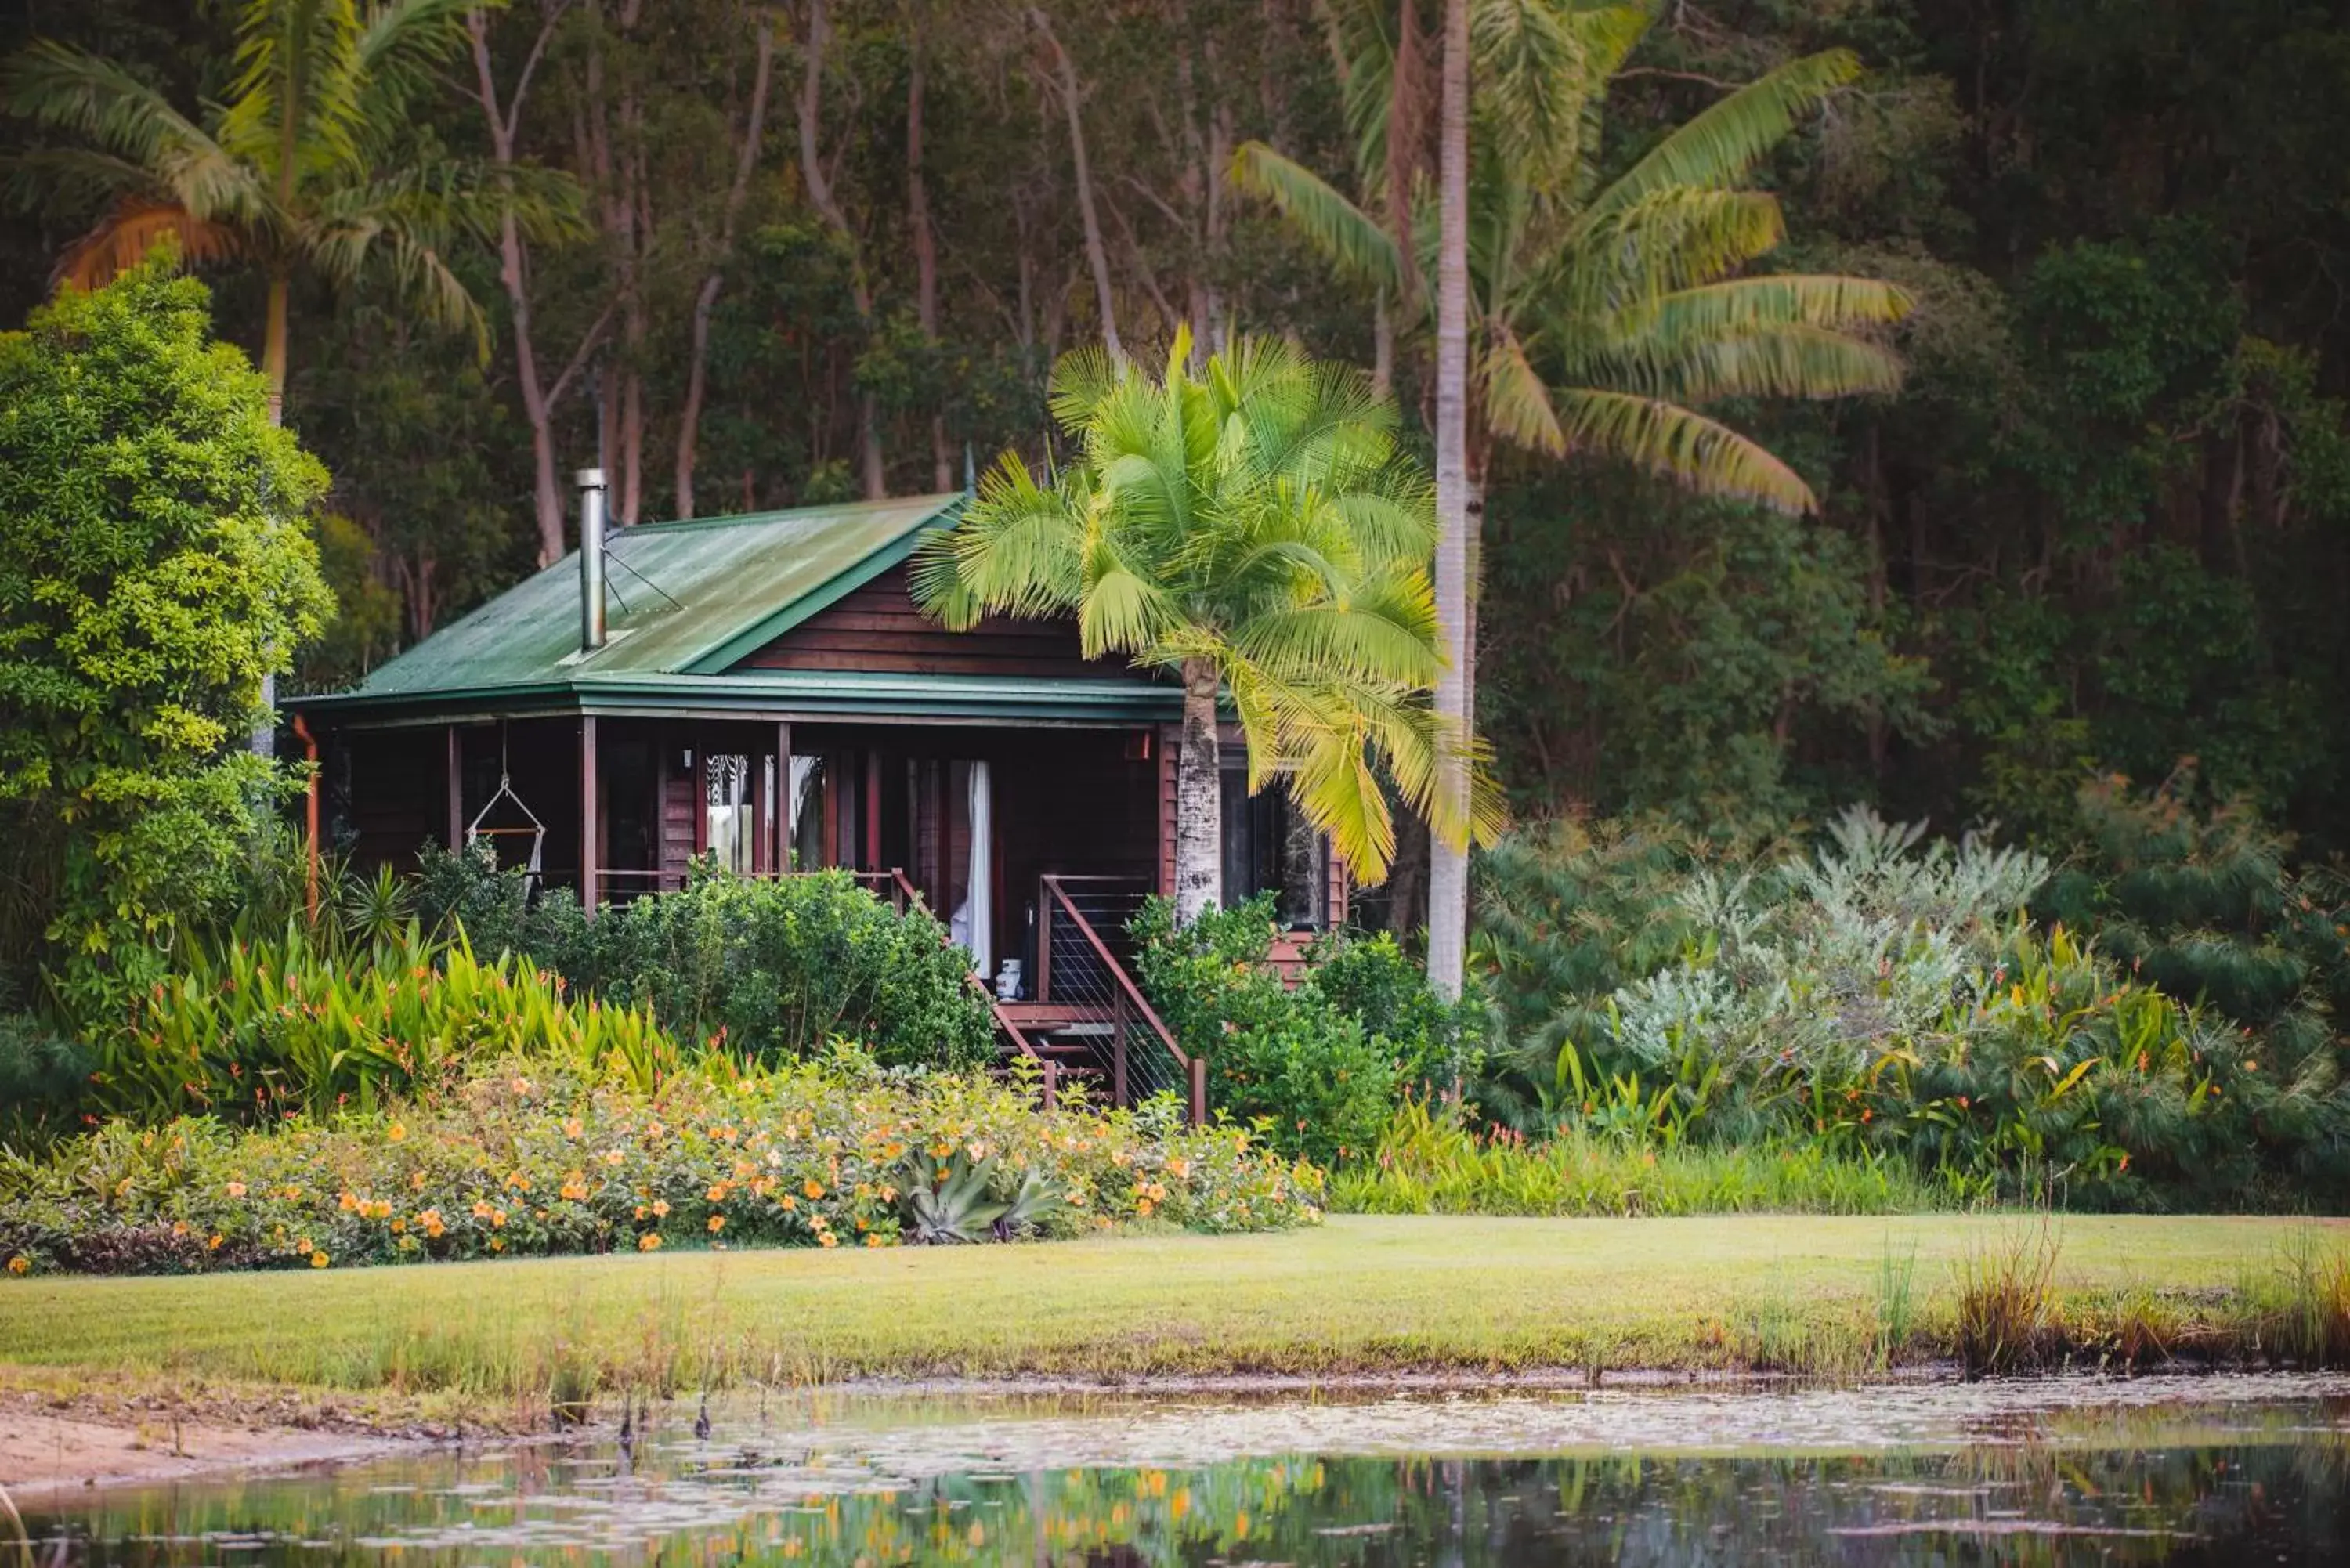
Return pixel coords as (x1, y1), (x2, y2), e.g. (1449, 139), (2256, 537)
(1037, 874), (1203, 1125)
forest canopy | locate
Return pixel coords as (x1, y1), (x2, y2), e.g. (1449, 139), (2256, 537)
(5, 0), (2347, 875)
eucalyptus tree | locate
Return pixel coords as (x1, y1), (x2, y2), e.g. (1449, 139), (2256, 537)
(913, 331), (1496, 921)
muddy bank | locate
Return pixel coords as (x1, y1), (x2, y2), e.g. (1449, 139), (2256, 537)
(0, 1409), (403, 1502)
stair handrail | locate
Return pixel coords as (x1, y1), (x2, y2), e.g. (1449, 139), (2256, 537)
(1039, 874), (1206, 1123)
(877, 867), (1061, 1106)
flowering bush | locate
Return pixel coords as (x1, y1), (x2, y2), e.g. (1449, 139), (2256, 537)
(0, 1053), (1321, 1275)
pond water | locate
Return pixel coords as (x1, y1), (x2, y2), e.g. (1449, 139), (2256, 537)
(23, 1374), (2350, 1565)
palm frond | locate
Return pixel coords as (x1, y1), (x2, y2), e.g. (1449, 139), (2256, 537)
(1607, 273), (1914, 340)
(1230, 141), (1402, 291)
(1482, 325), (1568, 456)
(1583, 49), (1860, 226)
(1645, 324), (1906, 404)
(1553, 388), (1820, 513)
(53, 199), (248, 290)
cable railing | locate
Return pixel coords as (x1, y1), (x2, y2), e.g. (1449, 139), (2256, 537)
(1036, 875), (1202, 1123)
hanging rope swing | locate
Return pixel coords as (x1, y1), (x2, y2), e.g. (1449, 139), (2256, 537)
(466, 723), (546, 888)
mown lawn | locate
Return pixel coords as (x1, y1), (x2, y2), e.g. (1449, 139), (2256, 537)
(0, 1214), (2338, 1397)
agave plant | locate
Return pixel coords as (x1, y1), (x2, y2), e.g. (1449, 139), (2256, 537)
(898, 1149), (1062, 1244)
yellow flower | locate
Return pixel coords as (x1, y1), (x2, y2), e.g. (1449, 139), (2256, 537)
(638, 1232), (663, 1252)
(309, 1251), (329, 1269)
(387, 1122), (407, 1143)
(225, 1181), (248, 1198)
(708, 1215), (725, 1234)
(5, 1255), (28, 1276)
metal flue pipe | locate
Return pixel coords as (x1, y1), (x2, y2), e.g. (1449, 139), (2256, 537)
(577, 467), (608, 650)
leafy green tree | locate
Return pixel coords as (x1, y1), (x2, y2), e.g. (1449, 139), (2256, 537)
(2, 0), (577, 422)
(0, 261), (332, 1015)
(914, 331), (1494, 919)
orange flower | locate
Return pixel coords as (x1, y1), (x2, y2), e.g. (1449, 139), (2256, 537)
(339, 1190), (359, 1212)
(562, 1117), (584, 1139)
(864, 1234), (885, 1248)
(5, 1255), (28, 1276)
(387, 1122), (407, 1143)
(708, 1215), (726, 1234)
(638, 1232), (663, 1252)
(707, 1183), (730, 1202)
(309, 1251), (329, 1269)
(818, 1232), (839, 1248)
(603, 1149), (625, 1166)
(779, 1194), (797, 1212)
(802, 1179), (825, 1200)
(651, 1198), (671, 1218)
(225, 1181), (248, 1198)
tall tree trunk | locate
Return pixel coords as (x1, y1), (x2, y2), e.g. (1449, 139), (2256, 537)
(1424, 0), (1471, 999)
(675, 10), (777, 519)
(255, 266), (292, 755)
(1173, 656), (1223, 923)
(907, 13), (952, 492)
(472, 8), (612, 568)
(1031, 8), (1123, 369)
(800, 0), (888, 498)
(1372, 284), (1393, 399)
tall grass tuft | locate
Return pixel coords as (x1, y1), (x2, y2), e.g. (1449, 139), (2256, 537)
(1875, 1240), (1918, 1368)
(1954, 1219), (2063, 1376)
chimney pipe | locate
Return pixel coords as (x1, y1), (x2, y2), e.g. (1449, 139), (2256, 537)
(577, 467), (608, 650)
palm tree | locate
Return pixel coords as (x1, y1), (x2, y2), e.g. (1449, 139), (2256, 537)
(1428, 0), (1473, 999)
(1237, 1), (1911, 989)
(2, 0), (577, 426)
(1236, 3), (1908, 511)
(913, 330), (1496, 922)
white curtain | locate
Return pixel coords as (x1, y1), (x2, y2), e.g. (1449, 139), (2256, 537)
(786, 755), (816, 844)
(966, 760), (993, 978)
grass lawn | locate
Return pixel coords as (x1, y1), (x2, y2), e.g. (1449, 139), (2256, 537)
(3, 1214), (2343, 1402)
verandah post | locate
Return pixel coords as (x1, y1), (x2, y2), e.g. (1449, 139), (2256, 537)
(580, 714), (599, 915)
(1188, 1055), (1207, 1128)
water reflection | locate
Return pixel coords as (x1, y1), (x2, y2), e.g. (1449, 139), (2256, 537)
(25, 1382), (2350, 1565)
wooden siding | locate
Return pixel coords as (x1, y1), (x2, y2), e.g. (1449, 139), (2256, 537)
(737, 565), (1130, 679)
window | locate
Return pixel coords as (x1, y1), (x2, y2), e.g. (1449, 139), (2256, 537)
(704, 752), (754, 874)
(1220, 765), (1329, 929)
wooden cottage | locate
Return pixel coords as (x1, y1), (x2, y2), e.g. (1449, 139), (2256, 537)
(289, 480), (1343, 1105)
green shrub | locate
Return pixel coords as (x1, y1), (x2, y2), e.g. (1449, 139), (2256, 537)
(0, 1005), (92, 1150)
(1131, 895), (1474, 1165)
(419, 845), (994, 1071)
(0, 262), (331, 1017)
(0, 1053), (1321, 1275)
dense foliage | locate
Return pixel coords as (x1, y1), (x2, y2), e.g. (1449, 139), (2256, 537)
(418, 846), (996, 1070)
(1473, 807), (2350, 1210)
(0, 1051), (1321, 1275)
(1132, 894), (1478, 1165)
(0, 263), (330, 1013)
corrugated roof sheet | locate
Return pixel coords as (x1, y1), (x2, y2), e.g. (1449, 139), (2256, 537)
(326, 493), (960, 700)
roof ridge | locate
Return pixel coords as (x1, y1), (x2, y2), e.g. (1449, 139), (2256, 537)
(620, 490), (966, 537)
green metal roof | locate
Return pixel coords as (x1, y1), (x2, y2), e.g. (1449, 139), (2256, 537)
(292, 493), (1180, 728)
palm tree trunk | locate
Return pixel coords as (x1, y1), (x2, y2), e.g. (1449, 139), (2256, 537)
(253, 266), (292, 756)
(1424, 0), (1472, 999)
(1173, 656), (1223, 923)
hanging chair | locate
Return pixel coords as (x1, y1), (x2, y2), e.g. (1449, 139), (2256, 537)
(467, 726), (546, 889)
